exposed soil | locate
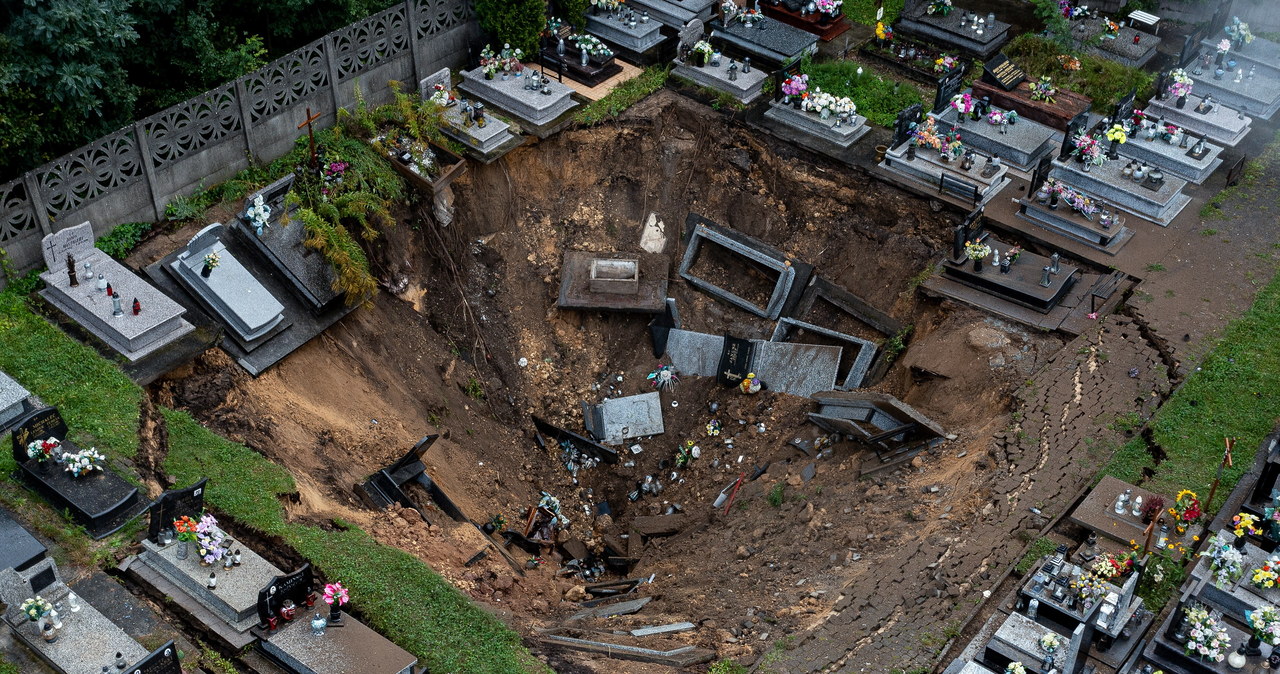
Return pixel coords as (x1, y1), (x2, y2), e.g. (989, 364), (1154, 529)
(131, 89), (1074, 671)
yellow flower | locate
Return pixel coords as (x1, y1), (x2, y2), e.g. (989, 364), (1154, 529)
(1193, 536), (1200, 541)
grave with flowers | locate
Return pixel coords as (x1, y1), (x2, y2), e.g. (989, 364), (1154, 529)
(1200, 20), (1280, 83)
(877, 109), (1012, 207)
(540, 24), (625, 87)
(762, 72), (869, 157)
(1185, 36), (1280, 120)
(9, 406), (150, 539)
(1145, 91), (1253, 149)
(1106, 86), (1225, 185)
(929, 92), (1058, 180)
(127, 479), (285, 649)
(756, 0), (850, 42)
(0, 553), (152, 673)
(971, 73), (1091, 133)
(1068, 15), (1159, 68)
(457, 44), (579, 138)
(1047, 144), (1192, 228)
(584, 5), (666, 62)
(708, 9), (817, 68)
(671, 35), (768, 104)
(893, 0), (1011, 59)
(231, 175), (340, 313)
(256, 569), (418, 674)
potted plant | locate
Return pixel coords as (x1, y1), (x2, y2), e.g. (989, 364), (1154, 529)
(964, 241), (991, 272)
(691, 40), (714, 67)
(201, 252), (220, 278)
(324, 582), (350, 622)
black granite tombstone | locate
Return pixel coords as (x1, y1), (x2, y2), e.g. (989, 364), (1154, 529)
(10, 406), (70, 464)
(128, 639), (183, 674)
(1029, 153), (1054, 191)
(717, 334), (754, 385)
(29, 564), (57, 594)
(256, 564), (315, 627)
(772, 62), (803, 103)
(147, 479), (208, 544)
(981, 53), (1026, 91)
(1177, 34), (1199, 69)
(892, 103), (924, 149)
(933, 67), (967, 113)
(648, 300), (680, 358)
(0, 507), (46, 572)
(1058, 109), (1091, 161)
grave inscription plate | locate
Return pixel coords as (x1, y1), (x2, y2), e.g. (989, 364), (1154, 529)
(128, 640), (183, 674)
(147, 479), (207, 543)
(717, 334), (754, 385)
(256, 564), (314, 626)
(10, 406), (70, 465)
(981, 53), (1026, 91)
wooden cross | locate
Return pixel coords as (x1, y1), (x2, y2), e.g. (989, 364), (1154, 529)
(297, 107), (322, 168)
(1205, 437), (1235, 514)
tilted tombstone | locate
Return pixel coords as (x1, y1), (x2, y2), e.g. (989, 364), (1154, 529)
(1029, 153), (1054, 191)
(1058, 108), (1091, 161)
(717, 334), (754, 386)
(892, 103), (923, 149)
(256, 564), (315, 627)
(147, 479), (207, 544)
(126, 640), (183, 674)
(419, 67), (452, 101)
(932, 67), (966, 114)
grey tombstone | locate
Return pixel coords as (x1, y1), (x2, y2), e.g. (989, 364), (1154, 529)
(41, 221), (95, 271)
(171, 223), (286, 343)
(932, 67), (966, 114)
(419, 67), (452, 100)
(0, 370), (31, 432)
(679, 18), (705, 53)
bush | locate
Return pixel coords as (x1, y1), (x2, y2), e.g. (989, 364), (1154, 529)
(556, 0), (590, 31)
(1005, 34), (1154, 109)
(800, 59), (925, 128)
(96, 222), (154, 259)
(842, 0), (903, 26)
(575, 66), (670, 126)
(474, 0), (546, 57)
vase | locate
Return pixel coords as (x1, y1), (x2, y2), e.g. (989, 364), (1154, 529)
(1176, 94), (1187, 109)
(1083, 162), (1091, 173)
(972, 258), (983, 273)
(1246, 634), (1264, 656)
(694, 52), (706, 67)
(485, 71), (494, 80)
(177, 540), (189, 560)
(820, 108), (831, 120)
(957, 112), (965, 124)
(201, 265), (213, 278)
(580, 50), (590, 67)
(1000, 259), (1011, 274)
(1235, 535), (1249, 551)
(329, 603), (343, 623)
(1176, 522), (1187, 536)
(782, 94), (791, 104)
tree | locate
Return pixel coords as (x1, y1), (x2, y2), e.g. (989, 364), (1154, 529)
(1030, 0), (1073, 52)
(475, 0), (546, 57)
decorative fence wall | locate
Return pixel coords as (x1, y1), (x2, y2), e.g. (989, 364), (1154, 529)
(0, 0), (480, 278)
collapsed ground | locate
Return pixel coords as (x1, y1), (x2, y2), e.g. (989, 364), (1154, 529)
(130, 89), (1190, 672)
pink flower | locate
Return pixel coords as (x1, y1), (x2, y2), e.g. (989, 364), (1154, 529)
(323, 582), (350, 606)
(1087, 312), (1099, 320)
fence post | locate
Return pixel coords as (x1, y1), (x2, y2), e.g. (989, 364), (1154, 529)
(132, 122), (165, 222)
(406, 0), (425, 90)
(234, 79), (259, 164)
(324, 35), (343, 114)
(22, 173), (52, 236)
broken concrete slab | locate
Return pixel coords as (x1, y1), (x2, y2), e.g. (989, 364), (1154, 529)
(661, 328), (841, 397)
(542, 633), (714, 667)
(630, 622), (696, 637)
(678, 214), (812, 320)
(533, 416), (620, 464)
(632, 514), (687, 536)
(771, 317), (878, 390)
(582, 392), (665, 445)
(558, 251), (670, 313)
(569, 596), (653, 621)
(808, 390), (947, 466)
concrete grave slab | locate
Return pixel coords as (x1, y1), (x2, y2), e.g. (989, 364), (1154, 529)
(170, 223), (286, 344)
(588, 14), (665, 54)
(660, 328), (841, 397)
(678, 214), (812, 320)
(671, 58), (767, 104)
(559, 251), (670, 313)
(457, 67), (579, 139)
(259, 608), (418, 674)
(894, 7), (1011, 59)
(442, 104), (524, 163)
(771, 317), (877, 389)
(0, 507), (45, 573)
(792, 276), (902, 338)
(709, 17), (818, 67)
(1146, 94), (1252, 148)
(930, 105), (1059, 180)
(583, 392), (665, 445)
(627, 0), (715, 29)
(0, 370), (32, 433)
(138, 537), (282, 634)
(234, 176), (341, 312)
(1049, 158), (1191, 226)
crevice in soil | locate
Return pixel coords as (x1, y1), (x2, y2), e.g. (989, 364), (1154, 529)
(1119, 300), (1183, 386)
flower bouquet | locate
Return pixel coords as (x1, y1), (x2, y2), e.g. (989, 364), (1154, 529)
(1070, 572), (1107, 605)
(691, 40), (714, 64)
(1170, 489), (1203, 532)
(1091, 551), (1136, 579)
(925, 0), (952, 16)
(1168, 69), (1194, 99)
(572, 34), (613, 60)
(933, 54), (959, 74)
(63, 448), (104, 477)
(174, 515), (198, 542)
(1185, 604), (1230, 662)
(428, 83), (455, 108)
(964, 241), (991, 261)
(1006, 663), (1027, 674)
(1039, 632), (1060, 653)
(875, 21), (893, 42)
(1104, 124), (1128, 145)
(1057, 54), (1082, 71)
(1253, 557), (1280, 589)
(20, 596), (53, 622)
(202, 252), (221, 270)
(814, 0), (841, 17)
(1100, 18), (1119, 39)
(479, 44), (500, 77)
(324, 582), (350, 606)
(1248, 605), (1280, 645)
(1217, 38), (1231, 55)
(1235, 512), (1263, 537)
(1228, 20), (1255, 45)
(245, 194), (271, 234)
(949, 92), (975, 116)
(1072, 134), (1105, 166)
(195, 513), (226, 564)
(26, 437), (61, 463)
(802, 89), (855, 118)
(1201, 532), (1246, 589)
(986, 109), (1017, 125)
(738, 7), (764, 23)
(1029, 76), (1057, 103)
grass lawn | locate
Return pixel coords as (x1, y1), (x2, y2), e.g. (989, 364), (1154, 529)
(0, 288), (543, 673)
(800, 59), (925, 127)
(841, 0), (903, 26)
(1005, 34), (1154, 109)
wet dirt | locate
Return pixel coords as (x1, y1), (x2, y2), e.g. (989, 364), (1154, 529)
(137, 89), (1069, 671)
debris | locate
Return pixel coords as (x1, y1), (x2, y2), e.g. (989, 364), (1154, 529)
(630, 622), (697, 637)
(518, 357), (528, 367)
(464, 550), (488, 567)
(647, 364), (679, 390)
(632, 514), (688, 536)
(569, 596), (653, 621)
(541, 633), (714, 667)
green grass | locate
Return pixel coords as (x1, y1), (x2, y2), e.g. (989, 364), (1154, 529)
(574, 65), (670, 126)
(767, 482), (785, 507)
(1145, 263), (1166, 272)
(1102, 268), (1280, 515)
(0, 660), (19, 674)
(1015, 537), (1057, 574)
(1135, 548), (1186, 613)
(95, 222), (155, 260)
(709, 659), (749, 674)
(1199, 131), (1280, 218)
(841, 0), (903, 26)
(1005, 34), (1154, 109)
(799, 59), (925, 128)
(0, 286), (541, 673)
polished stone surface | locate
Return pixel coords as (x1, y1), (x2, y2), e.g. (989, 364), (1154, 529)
(140, 538), (282, 632)
(260, 611), (418, 674)
(171, 224), (286, 343)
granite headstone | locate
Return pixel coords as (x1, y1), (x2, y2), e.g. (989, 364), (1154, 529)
(147, 479), (207, 544)
(40, 221), (95, 271)
(126, 639), (183, 674)
(10, 406), (70, 465)
(717, 334), (754, 385)
(933, 67), (967, 113)
(256, 564), (314, 626)
(981, 53), (1026, 91)
(893, 103), (924, 149)
(419, 67), (452, 101)
(679, 18), (705, 52)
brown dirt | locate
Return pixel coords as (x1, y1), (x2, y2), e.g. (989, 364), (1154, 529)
(141, 89), (1069, 671)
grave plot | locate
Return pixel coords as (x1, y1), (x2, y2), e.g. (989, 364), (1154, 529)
(806, 390), (947, 473)
(877, 106), (1014, 207)
(585, 11), (667, 64)
(1200, 33), (1280, 82)
(770, 318), (877, 390)
(255, 565), (419, 674)
(35, 222), (203, 380)
(894, 1), (1012, 59)
(9, 407), (151, 539)
(1187, 48), (1280, 121)
(1070, 20), (1159, 68)
(670, 36), (770, 106)
(1145, 93), (1253, 148)
(457, 65), (579, 139)
(760, 71), (870, 162)
(125, 479), (284, 649)
(540, 28), (625, 88)
(558, 251), (670, 313)
(624, 0), (716, 30)
(661, 328), (842, 396)
(929, 104), (1058, 181)
(370, 128), (468, 227)
(971, 77), (1092, 133)
(678, 214), (812, 320)
(440, 96), (524, 164)
(0, 557), (149, 673)
(758, 0), (851, 42)
(1049, 155), (1191, 227)
(0, 369), (32, 433)
(708, 14), (818, 68)
(0, 506), (47, 573)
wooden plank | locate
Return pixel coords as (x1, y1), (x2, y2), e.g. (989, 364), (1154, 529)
(542, 635), (715, 667)
(632, 514), (687, 536)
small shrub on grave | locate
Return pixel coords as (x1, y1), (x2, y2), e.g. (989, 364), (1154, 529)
(474, 0), (546, 58)
(164, 192), (206, 222)
(1004, 34), (1153, 109)
(799, 59), (924, 128)
(556, 0), (590, 31)
(1014, 536), (1057, 575)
